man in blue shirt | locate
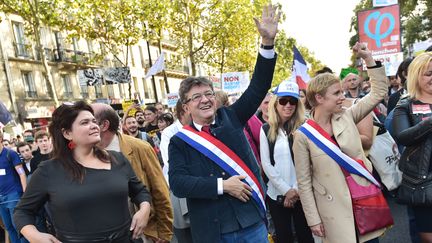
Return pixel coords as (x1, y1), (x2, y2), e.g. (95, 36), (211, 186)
(0, 130), (27, 243)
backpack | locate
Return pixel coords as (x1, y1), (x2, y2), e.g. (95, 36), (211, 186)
(261, 123), (294, 184)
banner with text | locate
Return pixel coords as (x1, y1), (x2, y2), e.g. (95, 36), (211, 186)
(373, 0), (398, 7)
(221, 72), (250, 93)
(167, 93), (179, 108)
(362, 52), (403, 76)
(209, 75), (222, 91)
(358, 5), (401, 56)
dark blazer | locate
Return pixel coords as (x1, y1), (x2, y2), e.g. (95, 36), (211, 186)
(168, 53), (276, 243)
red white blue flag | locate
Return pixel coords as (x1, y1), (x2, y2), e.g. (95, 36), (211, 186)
(292, 46), (310, 90)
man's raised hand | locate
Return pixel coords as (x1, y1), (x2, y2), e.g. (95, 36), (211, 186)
(253, 4), (281, 45)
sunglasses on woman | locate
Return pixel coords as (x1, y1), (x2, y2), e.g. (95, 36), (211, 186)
(278, 97), (298, 106)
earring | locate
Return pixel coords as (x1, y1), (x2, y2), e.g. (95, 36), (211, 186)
(68, 140), (76, 150)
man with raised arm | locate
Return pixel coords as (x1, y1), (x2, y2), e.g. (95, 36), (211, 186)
(168, 5), (280, 243)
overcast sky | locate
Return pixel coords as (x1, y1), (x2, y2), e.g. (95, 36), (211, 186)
(277, 0), (360, 74)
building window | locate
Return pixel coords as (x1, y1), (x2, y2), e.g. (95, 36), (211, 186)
(143, 78), (154, 100)
(22, 71), (37, 98)
(80, 85), (89, 98)
(139, 46), (146, 68)
(12, 22), (31, 57)
(107, 84), (114, 98)
(41, 74), (52, 97)
(159, 79), (166, 99)
(61, 74), (73, 97)
(129, 46), (135, 67)
(95, 84), (103, 98)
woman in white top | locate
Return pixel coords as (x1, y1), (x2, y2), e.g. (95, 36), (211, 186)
(260, 81), (313, 243)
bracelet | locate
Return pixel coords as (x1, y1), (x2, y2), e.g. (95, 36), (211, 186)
(260, 44), (274, 50)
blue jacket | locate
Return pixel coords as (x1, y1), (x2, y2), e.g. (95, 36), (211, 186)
(168, 53), (276, 242)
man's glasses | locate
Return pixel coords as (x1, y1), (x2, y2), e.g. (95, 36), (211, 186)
(278, 97), (298, 106)
(184, 90), (215, 104)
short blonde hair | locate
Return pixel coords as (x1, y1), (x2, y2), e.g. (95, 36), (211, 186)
(307, 73), (341, 108)
(406, 52), (432, 99)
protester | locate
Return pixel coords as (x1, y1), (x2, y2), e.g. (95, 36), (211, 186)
(387, 57), (414, 114)
(155, 103), (165, 115)
(392, 51), (432, 243)
(340, 67), (365, 98)
(16, 142), (33, 177)
(157, 113), (174, 133)
(92, 103), (173, 243)
(144, 106), (160, 136)
(299, 89), (312, 118)
(387, 75), (402, 96)
(0, 130), (27, 243)
(168, 5), (279, 242)
(135, 109), (146, 132)
(256, 92), (273, 123)
(2, 140), (12, 149)
(22, 130), (37, 151)
(259, 81), (313, 243)
(14, 101), (152, 242)
(31, 130), (52, 173)
(293, 43), (391, 243)
(159, 100), (193, 243)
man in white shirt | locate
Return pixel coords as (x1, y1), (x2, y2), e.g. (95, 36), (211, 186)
(159, 100), (192, 243)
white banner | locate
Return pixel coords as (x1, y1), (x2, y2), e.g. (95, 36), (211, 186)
(363, 52), (404, 76)
(167, 93), (179, 108)
(413, 39), (432, 56)
(78, 68), (103, 86)
(145, 52), (165, 79)
(373, 0), (398, 7)
(221, 72), (249, 93)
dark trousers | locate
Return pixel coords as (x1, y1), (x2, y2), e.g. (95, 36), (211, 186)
(267, 197), (313, 243)
(173, 227), (193, 243)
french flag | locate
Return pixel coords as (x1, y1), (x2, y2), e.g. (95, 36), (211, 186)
(293, 46), (310, 90)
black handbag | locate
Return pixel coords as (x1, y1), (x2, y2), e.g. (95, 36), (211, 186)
(397, 172), (432, 206)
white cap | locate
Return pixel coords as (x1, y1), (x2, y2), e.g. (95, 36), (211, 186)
(273, 80), (299, 98)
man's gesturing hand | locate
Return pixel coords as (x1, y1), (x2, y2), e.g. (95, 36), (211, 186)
(223, 175), (253, 202)
(253, 4), (281, 45)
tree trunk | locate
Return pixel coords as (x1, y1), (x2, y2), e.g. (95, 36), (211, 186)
(185, 2), (196, 76)
(33, 23), (59, 107)
(157, 37), (170, 93)
(220, 42), (225, 74)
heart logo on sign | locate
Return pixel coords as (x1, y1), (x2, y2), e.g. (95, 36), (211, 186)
(364, 11), (395, 48)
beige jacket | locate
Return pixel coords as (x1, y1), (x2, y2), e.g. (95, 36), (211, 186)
(293, 66), (389, 243)
(118, 133), (173, 241)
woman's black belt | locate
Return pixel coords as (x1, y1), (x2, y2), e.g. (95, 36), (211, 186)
(55, 221), (142, 243)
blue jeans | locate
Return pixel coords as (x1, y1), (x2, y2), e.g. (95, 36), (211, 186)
(0, 191), (27, 243)
(221, 222), (268, 243)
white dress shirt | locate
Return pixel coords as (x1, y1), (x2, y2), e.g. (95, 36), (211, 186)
(259, 127), (297, 200)
(160, 120), (184, 184)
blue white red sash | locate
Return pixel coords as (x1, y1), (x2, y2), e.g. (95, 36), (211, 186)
(298, 119), (380, 187)
(175, 125), (266, 215)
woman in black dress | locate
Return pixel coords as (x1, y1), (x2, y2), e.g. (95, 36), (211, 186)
(14, 101), (152, 243)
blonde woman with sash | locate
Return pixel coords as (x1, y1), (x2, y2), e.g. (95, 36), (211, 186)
(293, 43), (391, 243)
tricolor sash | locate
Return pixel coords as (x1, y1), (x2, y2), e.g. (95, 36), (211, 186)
(298, 119), (380, 187)
(175, 125), (266, 215)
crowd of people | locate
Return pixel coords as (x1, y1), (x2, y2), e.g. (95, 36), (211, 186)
(0, 4), (431, 243)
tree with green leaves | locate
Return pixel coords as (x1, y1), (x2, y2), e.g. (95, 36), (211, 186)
(0, 0), (62, 106)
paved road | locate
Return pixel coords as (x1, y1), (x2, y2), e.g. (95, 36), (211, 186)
(381, 196), (412, 243)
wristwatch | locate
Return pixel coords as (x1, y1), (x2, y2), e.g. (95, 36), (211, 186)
(260, 44), (274, 50)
